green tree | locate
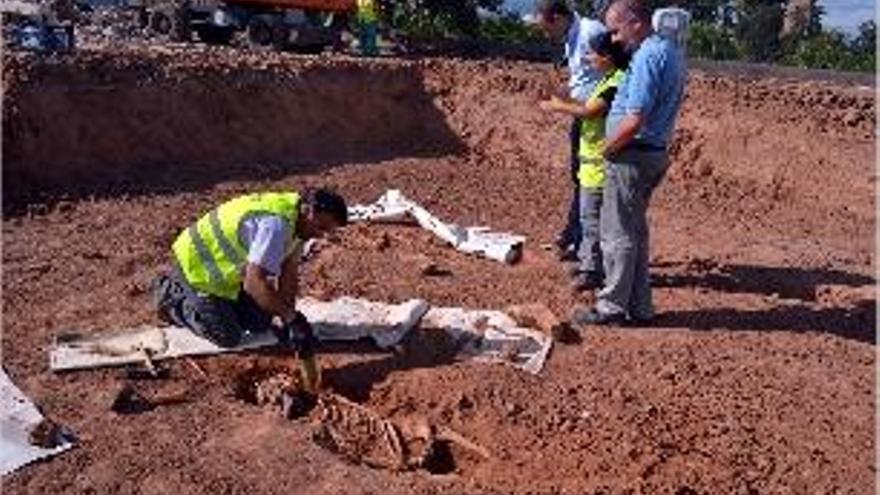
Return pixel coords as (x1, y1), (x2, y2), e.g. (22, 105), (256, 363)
(382, 0), (502, 39)
(850, 20), (876, 71)
(479, 12), (545, 43)
(783, 29), (852, 69)
(688, 21), (739, 59)
(852, 20), (876, 55)
(687, 0), (732, 23)
(734, 0), (785, 62)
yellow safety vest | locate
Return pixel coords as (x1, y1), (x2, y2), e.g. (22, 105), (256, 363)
(172, 192), (301, 300)
(357, 0), (377, 23)
(578, 69), (625, 189)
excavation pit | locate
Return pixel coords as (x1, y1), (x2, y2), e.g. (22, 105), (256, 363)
(232, 366), (488, 474)
(311, 393), (488, 474)
(232, 366), (318, 418)
(2, 43), (876, 494)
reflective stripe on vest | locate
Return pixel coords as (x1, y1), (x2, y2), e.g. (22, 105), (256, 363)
(357, 0), (377, 23)
(578, 69), (625, 189)
(172, 192), (300, 300)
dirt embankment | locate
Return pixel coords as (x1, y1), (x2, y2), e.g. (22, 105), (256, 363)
(3, 48), (874, 217)
(2, 49), (464, 207)
(2, 47), (876, 495)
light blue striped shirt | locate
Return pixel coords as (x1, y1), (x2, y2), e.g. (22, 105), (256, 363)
(607, 34), (686, 148)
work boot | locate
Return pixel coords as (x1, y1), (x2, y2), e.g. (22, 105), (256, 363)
(150, 274), (177, 324)
(557, 244), (579, 262)
(570, 271), (604, 292)
(571, 307), (627, 327)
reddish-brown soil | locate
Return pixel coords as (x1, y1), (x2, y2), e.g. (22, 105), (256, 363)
(2, 45), (876, 494)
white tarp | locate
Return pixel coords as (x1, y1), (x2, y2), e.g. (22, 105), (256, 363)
(348, 190), (526, 264)
(421, 308), (553, 375)
(49, 326), (278, 372)
(49, 298), (429, 372)
(50, 298), (552, 374)
(299, 297), (430, 349)
(1, 368), (74, 476)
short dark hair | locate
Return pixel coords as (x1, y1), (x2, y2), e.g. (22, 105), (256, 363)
(309, 188), (348, 226)
(589, 30), (631, 68)
(536, 0), (572, 20)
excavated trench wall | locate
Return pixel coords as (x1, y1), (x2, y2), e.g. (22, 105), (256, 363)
(2, 49), (876, 220)
(2, 50), (465, 208)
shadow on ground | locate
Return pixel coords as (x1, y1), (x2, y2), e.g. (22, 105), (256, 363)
(657, 305), (875, 344)
(652, 262), (876, 344)
(653, 262), (875, 301)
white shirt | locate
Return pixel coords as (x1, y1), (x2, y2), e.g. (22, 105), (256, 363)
(565, 14), (607, 102)
(238, 215), (297, 276)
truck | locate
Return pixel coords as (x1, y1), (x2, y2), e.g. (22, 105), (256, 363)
(2, 0), (77, 52)
(139, 0), (355, 51)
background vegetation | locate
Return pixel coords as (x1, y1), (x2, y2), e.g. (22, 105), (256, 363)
(374, 0), (875, 72)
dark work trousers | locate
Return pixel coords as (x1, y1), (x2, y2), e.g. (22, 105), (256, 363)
(151, 265), (274, 348)
(559, 116), (583, 250)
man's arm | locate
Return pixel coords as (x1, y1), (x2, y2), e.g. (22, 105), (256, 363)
(539, 95), (610, 119)
(278, 243), (301, 313)
(242, 216), (299, 321)
(243, 263), (296, 322)
(602, 112), (645, 158)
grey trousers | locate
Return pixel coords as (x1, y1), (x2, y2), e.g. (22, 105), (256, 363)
(151, 266), (274, 347)
(596, 149), (669, 319)
(577, 187), (603, 274)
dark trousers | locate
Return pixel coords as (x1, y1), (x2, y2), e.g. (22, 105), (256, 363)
(151, 265), (274, 347)
(559, 117), (583, 249)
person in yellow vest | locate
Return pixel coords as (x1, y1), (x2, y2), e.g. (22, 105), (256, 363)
(151, 189), (348, 348)
(356, 0), (378, 56)
(539, 30), (630, 291)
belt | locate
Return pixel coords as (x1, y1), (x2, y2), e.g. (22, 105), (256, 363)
(625, 140), (666, 152)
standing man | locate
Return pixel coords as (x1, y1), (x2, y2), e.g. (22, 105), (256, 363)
(356, 0), (379, 56)
(574, 0), (687, 326)
(537, 0), (607, 262)
(151, 189), (348, 348)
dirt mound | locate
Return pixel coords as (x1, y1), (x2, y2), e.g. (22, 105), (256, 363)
(2, 46), (875, 494)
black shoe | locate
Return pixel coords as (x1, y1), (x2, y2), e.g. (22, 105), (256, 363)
(622, 315), (655, 328)
(557, 245), (579, 262)
(554, 236), (572, 251)
(571, 307), (626, 326)
(565, 264), (585, 278)
(150, 274), (176, 324)
(571, 271), (604, 291)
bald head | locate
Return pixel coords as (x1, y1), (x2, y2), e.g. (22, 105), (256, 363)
(606, 0), (652, 23)
(605, 0), (652, 49)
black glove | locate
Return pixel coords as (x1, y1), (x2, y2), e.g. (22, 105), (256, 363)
(278, 311), (317, 355)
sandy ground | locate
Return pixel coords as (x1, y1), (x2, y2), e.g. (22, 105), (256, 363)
(2, 45), (876, 494)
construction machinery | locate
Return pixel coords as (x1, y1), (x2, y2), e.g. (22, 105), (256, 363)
(138, 0), (354, 51)
(2, 0), (77, 52)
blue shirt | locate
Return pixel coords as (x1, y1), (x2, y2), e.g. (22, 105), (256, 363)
(565, 14), (606, 102)
(607, 34), (686, 148)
